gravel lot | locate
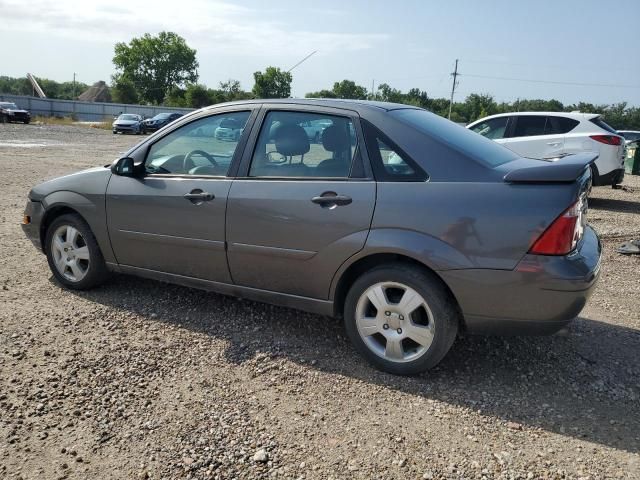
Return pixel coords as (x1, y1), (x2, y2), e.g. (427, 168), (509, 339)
(1, 123), (639, 480)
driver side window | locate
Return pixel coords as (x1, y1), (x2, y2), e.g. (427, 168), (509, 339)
(145, 111), (251, 176)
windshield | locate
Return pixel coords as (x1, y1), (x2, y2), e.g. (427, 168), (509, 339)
(118, 114), (139, 121)
(391, 109), (518, 167)
(1, 103), (19, 109)
(153, 113), (171, 120)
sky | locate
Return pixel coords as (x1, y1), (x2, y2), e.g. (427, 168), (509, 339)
(1, 0), (639, 106)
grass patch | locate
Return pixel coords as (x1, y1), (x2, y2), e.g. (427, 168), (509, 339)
(32, 115), (114, 130)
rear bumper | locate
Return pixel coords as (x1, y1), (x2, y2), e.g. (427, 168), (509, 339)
(594, 168), (624, 186)
(441, 226), (602, 335)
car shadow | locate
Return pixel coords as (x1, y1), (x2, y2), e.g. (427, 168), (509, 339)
(64, 274), (640, 454)
(589, 197), (640, 214)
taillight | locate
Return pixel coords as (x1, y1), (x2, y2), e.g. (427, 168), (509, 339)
(529, 197), (586, 255)
(590, 135), (622, 146)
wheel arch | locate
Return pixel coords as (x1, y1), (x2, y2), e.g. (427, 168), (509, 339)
(331, 252), (464, 326)
(39, 205), (85, 251)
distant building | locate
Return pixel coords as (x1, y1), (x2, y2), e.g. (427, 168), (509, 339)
(78, 81), (111, 103)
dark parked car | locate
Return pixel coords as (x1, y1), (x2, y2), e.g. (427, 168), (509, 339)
(142, 112), (183, 132)
(21, 99), (601, 375)
(112, 114), (144, 134)
(0, 101), (31, 124)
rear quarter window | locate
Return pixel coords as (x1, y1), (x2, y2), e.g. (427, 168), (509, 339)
(391, 109), (518, 167)
(590, 117), (617, 134)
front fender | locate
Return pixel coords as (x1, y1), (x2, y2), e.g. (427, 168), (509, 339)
(40, 191), (115, 264)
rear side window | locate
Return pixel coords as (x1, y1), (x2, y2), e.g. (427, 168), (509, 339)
(362, 120), (426, 181)
(513, 116), (546, 137)
(590, 117), (617, 134)
(470, 116), (509, 139)
(545, 116), (579, 134)
(391, 109), (518, 167)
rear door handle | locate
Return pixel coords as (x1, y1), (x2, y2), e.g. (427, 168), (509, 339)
(184, 190), (215, 203)
(311, 193), (352, 207)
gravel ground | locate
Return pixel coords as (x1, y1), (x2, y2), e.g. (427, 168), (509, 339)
(1, 123), (639, 480)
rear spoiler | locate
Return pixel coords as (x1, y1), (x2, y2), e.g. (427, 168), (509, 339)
(503, 153), (598, 183)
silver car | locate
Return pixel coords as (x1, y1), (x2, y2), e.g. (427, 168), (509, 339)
(21, 99), (601, 375)
(112, 114), (144, 135)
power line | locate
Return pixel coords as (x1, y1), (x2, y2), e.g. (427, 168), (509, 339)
(287, 51), (317, 73)
(462, 73), (640, 89)
(463, 58), (637, 74)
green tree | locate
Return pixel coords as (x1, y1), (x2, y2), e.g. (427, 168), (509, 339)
(305, 89), (337, 99)
(113, 31), (199, 104)
(112, 77), (139, 104)
(252, 67), (292, 98)
(331, 79), (368, 99)
(185, 84), (211, 108)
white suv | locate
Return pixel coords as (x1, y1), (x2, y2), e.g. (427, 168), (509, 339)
(467, 112), (626, 186)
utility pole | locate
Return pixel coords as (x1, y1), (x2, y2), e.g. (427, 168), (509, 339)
(448, 59), (459, 120)
(72, 72), (76, 99)
(371, 79), (375, 99)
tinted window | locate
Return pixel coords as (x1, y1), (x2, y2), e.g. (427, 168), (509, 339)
(146, 111), (250, 176)
(362, 121), (424, 180)
(470, 116), (509, 139)
(391, 109), (518, 167)
(620, 131), (640, 142)
(249, 111), (357, 178)
(590, 117), (617, 134)
(545, 116), (579, 134)
(513, 116), (546, 137)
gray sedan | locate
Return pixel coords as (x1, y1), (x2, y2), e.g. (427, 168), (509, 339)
(21, 99), (601, 375)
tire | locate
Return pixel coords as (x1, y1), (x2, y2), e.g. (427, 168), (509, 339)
(343, 264), (458, 375)
(45, 213), (109, 290)
(112, 130), (117, 134)
(23, 120), (30, 124)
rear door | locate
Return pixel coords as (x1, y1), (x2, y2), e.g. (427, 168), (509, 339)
(226, 106), (375, 300)
(501, 115), (565, 159)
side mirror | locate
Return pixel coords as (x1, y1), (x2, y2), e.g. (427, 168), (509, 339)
(111, 157), (136, 176)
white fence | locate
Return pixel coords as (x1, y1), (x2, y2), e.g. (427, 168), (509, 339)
(0, 94), (194, 121)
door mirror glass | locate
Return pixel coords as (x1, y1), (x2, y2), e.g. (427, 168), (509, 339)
(112, 157), (135, 176)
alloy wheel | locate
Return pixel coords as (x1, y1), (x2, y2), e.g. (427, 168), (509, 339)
(355, 282), (435, 363)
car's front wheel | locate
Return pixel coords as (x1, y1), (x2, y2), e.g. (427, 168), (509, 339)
(45, 214), (109, 290)
(344, 265), (458, 375)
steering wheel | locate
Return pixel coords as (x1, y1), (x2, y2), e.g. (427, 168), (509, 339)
(182, 149), (218, 173)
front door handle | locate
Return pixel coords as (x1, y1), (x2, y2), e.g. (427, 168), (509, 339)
(184, 189), (215, 204)
(311, 192), (352, 207)
(547, 141), (562, 146)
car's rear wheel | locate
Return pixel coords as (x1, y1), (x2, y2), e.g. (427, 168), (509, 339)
(45, 214), (109, 290)
(344, 265), (458, 375)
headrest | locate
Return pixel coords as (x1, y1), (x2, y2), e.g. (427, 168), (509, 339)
(321, 125), (350, 153)
(274, 124), (310, 157)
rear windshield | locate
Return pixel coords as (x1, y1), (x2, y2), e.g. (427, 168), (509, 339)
(590, 116), (617, 134)
(391, 109), (518, 167)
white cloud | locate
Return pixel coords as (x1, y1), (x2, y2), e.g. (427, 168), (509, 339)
(0, 0), (387, 57)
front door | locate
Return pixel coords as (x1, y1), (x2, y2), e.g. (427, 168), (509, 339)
(226, 108), (376, 300)
(106, 109), (254, 282)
